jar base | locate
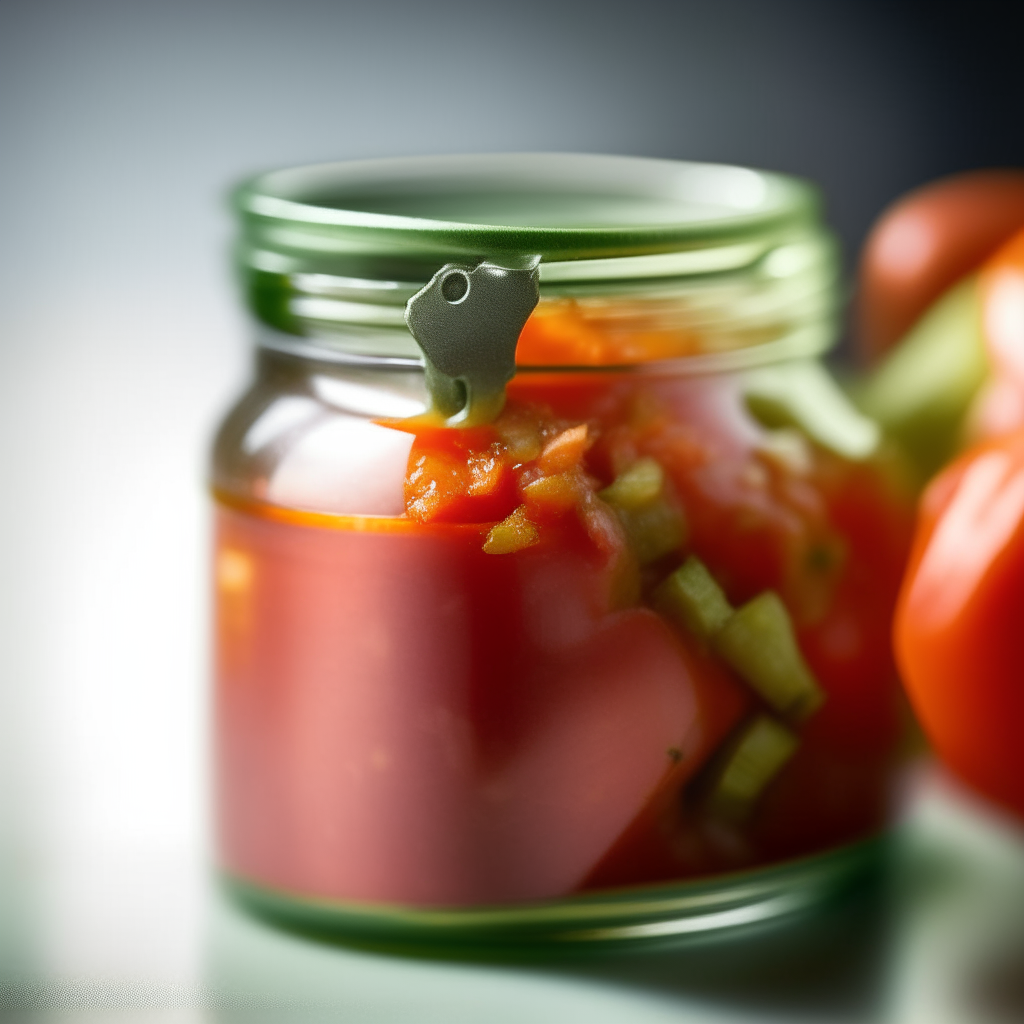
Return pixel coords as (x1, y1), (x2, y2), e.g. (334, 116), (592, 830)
(220, 836), (888, 958)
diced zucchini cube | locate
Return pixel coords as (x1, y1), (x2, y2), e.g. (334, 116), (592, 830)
(599, 458), (685, 564)
(713, 591), (824, 721)
(598, 457), (665, 510)
(707, 714), (798, 819)
(617, 500), (686, 565)
(655, 556), (733, 640)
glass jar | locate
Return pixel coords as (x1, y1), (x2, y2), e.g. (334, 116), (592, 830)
(212, 155), (913, 952)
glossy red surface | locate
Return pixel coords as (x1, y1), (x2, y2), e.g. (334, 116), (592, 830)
(896, 429), (1024, 822)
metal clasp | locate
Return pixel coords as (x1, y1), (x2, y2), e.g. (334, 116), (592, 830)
(404, 259), (540, 425)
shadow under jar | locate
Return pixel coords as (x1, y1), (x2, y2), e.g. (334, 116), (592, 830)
(212, 155), (914, 953)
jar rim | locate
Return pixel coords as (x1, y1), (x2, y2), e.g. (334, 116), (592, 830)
(234, 153), (821, 268)
(235, 155), (836, 364)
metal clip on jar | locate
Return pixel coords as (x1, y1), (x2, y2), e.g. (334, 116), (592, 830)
(213, 155), (912, 953)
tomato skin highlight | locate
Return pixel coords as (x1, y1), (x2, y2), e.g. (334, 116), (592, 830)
(967, 227), (1024, 444)
(895, 428), (1024, 821)
(859, 170), (1024, 363)
(981, 228), (1024, 389)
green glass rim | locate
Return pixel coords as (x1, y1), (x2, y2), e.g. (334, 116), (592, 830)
(233, 153), (823, 268)
(221, 836), (886, 955)
(233, 153), (835, 350)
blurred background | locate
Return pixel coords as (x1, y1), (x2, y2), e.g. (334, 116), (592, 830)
(2, 0), (1024, 1018)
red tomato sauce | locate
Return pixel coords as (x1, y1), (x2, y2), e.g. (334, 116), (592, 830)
(215, 354), (913, 907)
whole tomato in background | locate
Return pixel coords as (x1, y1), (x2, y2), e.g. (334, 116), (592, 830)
(895, 429), (1024, 822)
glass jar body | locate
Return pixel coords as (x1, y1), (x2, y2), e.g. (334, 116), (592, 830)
(211, 344), (912, 946)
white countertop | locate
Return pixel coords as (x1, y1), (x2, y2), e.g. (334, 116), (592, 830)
(3, 768), (1023, 1024)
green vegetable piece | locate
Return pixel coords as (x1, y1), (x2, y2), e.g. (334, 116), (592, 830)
(713, 591), (824, 721)
(707, 715), (799, 820)
(855, 276), (988, 480)
(617, 501), (686, 565)
(744, 360), (880, 461)
(600, 458), (685, 564)
(655, 556), (733, 640)
(598, 458), (665, 510)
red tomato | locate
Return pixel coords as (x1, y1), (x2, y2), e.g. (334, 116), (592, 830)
(859, 170), (1024, 363)
(895, 429), (1024, 820)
